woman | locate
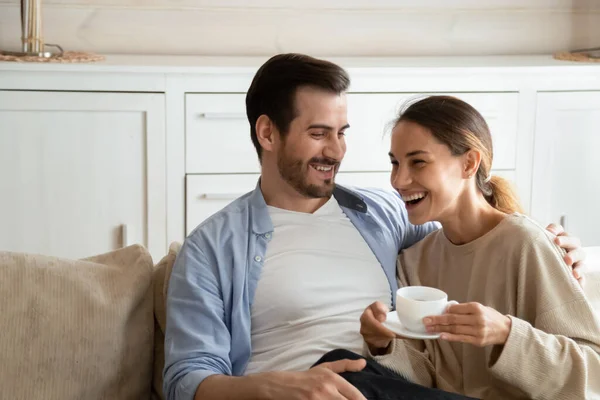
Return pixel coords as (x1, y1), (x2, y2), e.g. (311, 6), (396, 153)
(359, 96), (600, 399)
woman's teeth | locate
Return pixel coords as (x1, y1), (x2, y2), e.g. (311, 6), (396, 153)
(402, 192), (427, 202)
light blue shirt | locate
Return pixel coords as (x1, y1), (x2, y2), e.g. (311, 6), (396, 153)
(163, 183), (436, 400)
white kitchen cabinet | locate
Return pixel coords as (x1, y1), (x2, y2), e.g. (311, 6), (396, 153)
(531, 92), (600, 247)
(0, 90), (166, 260)
(1, 55), (599, 248)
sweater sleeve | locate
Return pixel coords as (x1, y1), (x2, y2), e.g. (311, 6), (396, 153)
(488, 223), (600, 399)
(370, 339), (465, 394)
(369, 338), (436, 388)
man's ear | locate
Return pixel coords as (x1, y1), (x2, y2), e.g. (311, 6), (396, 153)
(463, 149), (482, 179)
(256, 115), (277, 154)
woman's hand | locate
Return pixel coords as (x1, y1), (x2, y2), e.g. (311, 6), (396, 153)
(423, 302), (512, 347)
(359, 301), (398, 355)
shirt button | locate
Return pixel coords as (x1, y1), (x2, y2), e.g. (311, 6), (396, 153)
(265, 233), (271, 239)
(254, 256), (262, 262)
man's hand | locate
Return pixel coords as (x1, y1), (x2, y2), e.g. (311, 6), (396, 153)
(360, 301), (399, 355)
(260, 359), (367, 400)
(196, 359), (367, 400)
(423, 302), (512, 347)
(546, 223), (587, 286)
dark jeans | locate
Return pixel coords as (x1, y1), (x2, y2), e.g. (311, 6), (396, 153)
(312, 349), (478, 400)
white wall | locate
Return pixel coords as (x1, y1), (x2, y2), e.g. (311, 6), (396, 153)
(1, 0), (599, 56)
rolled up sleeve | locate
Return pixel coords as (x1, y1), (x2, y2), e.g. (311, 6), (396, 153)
(163, 239), (232, 400)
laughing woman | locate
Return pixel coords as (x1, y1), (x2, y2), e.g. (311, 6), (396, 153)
(359, 96), (600, 399)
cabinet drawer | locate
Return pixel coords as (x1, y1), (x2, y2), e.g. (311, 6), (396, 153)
(186, 174), (258, 234)
(186, 92), (518, 174)
(186, 93), (257, 174)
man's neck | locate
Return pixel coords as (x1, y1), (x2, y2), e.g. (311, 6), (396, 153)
(260, 175), (330, 214)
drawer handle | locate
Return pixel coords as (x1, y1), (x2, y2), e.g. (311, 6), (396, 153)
(121, 224), (132, 247)
(199, 112), (246, 120)
(198, 193), (245, 200)
(559, 215), (568, 231)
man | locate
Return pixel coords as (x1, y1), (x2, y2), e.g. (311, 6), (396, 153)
(163, 54), (586, 400)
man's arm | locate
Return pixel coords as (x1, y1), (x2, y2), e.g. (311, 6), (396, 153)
(194, 360), (368, 400)
(163, 239), (233, 400)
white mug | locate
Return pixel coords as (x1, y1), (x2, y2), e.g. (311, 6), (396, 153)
(396, 286), (458, 333)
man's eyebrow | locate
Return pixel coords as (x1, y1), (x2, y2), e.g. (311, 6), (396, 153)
(307, 123), (350, 131)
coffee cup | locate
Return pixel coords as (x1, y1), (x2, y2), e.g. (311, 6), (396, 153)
(396, 286), (457, 333)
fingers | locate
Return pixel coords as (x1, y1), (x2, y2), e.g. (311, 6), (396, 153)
(371, 301), (390, 322)
(341, 359), (367, 373)
(546, 223), (564, 236)
(573, 261), (586, 279)
(564, 248), (587, 268)
(333, 374), (367, 400)
(321, 359), (366, 374)
(443, 302), (483, 315)
(360, 306), (395, 339)
(554, 234), (582, 252)
(423, 313), (478, 328)
(438, 332), (480, 345)
(423, 303), (485, 335)
(573, 262), (586, 287)
(308, 366), (367, 400)
(426, 323), (480, 335)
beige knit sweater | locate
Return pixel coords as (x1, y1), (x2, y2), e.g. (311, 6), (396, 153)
(373, 213), (600, 399)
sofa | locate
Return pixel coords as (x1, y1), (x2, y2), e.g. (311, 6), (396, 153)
(1, 244), (599, 400)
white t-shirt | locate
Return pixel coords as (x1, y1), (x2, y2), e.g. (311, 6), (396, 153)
(244, 196), (391, 374)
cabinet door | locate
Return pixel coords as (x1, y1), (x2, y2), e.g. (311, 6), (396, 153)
(0, 91), (166, 260)
(531, 92), (600, 246)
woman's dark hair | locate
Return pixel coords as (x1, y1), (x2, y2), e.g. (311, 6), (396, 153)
(396, 96), (523, 214)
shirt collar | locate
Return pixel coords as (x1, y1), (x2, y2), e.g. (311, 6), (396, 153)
(248, 180), (369, 235)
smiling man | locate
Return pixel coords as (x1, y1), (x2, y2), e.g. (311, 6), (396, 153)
(163, 54), (586, 400)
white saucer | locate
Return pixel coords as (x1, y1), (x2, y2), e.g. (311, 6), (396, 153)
(382, 311), (441, 340)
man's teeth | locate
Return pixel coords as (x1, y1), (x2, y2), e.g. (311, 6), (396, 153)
(402, 193), (427, 202)
(313, 165), (333, 172)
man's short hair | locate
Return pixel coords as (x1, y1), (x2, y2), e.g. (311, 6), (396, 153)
(246, 53), (351, 161)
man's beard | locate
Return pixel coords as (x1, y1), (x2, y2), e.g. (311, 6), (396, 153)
(277, 148), (338, 199)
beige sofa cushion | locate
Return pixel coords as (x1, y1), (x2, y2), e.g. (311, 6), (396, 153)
(152, 242), (181, 400)
(0, 245), (154, 400)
